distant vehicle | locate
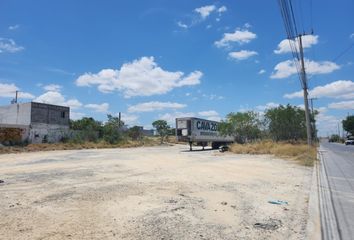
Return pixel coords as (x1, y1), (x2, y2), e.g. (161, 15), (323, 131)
(345, 136), (354, 145)
(175, 117), (233, 151)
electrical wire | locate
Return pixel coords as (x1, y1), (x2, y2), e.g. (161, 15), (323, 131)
(332, 43), (354, 63)
(277, 0), (305, 89)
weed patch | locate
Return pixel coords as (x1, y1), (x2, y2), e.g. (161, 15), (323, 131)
(230, 141), (317, 166)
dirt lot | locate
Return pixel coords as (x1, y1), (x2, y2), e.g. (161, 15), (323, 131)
(0, 145), (312, 240)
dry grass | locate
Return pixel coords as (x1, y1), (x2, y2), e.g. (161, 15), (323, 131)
(230, 141), (317, 166)
(0, 137), (164, 154)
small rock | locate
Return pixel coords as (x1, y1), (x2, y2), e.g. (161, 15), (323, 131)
(9, 204), (14, 208)
(253, 219), (282, 230)
(0, 180), (4, 184)
(221, 201), (227, 205)
(230, 205), (236, 209)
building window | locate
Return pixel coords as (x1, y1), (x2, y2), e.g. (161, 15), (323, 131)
(61, 111), (66, 118)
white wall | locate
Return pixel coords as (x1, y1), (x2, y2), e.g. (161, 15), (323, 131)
(30, 123), (70, 143)
(0, 103), (32, 125)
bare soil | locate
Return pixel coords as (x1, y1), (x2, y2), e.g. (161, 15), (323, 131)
(0, 145), (312, 240)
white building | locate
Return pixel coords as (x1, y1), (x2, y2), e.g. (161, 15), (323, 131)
(0, 102), (70, 144)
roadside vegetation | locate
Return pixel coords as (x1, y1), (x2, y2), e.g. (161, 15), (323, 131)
(327, 115), (354, 143)
(0, 137), (163, 154)
(0, 116), (176, 154)
(229, 141), (317, 166)
(219, 104), (318, 166)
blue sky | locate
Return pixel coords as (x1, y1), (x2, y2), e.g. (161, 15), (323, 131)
(0, 0), (353, 136)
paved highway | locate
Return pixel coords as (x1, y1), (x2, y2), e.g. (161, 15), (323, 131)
(318, 141), (354, 240)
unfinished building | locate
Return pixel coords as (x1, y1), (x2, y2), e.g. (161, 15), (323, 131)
(0, 102), (70, 144)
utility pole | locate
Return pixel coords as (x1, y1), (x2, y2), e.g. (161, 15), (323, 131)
(299, 35), (312, 146)
(309, 98), (317, 142)
(118, 112), (122, 128)
(11, 90), (19, 104)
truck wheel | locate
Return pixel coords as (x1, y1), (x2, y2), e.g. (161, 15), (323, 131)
(211, 142), (220, 149)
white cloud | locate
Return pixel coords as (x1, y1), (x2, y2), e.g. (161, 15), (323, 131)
(198, 110), (217, 117)
(43, 84), (62, 92)
(217, 6), (227, 13)
(284, 91), (303, 99)
(350, 33), (354, 39)
(84, 103), (109, 113)
(8, 25), (20, 31)
(128, 101), (186, 113)
(34, 91), (82, 109)
(65, 99), (83, 109)
(0, 38), (24, 53)
(243, 23), (252, 28)
(0, 83), (34, 99)
(274, 35), (319, 54)
(70, 111), (85, 120)
(177, 21), (188, 29)
(120, 113), (139, 126)
(258, 69), (266, 74)
(271, 59), (340, 79)
(159, 112), (196, 125)
(201, 93), (224, 100)
(75, 56), (202, 98)
(328, 100), (354, 110)
(46, 67), (75, 76)
(195, 5), (216, 19)
(215, 29), (257, 48)
(255, 102), (280, 111)
(229, 50), (258, 60)
(284, 80), (354, 99)
(198, 110), (221, 121)
(316, 112), (342, 137)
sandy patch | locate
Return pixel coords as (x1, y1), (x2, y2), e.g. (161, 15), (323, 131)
(0, 145), (312, 240)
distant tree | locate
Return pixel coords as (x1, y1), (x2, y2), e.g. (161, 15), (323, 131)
(103, 114), (124, 144)
(219, 111), (261, 143)
(264, 104), (307, 142)
(329, 134), (341, 143)
(342, 115), (354, 136)
(128, 126), (143, 141)
(70, 117), (102, 131)
(152, 120), (170, 144)
(70, 117), (103, 142)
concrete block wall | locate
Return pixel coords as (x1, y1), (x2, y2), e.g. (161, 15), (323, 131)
(31, 102), (69, 126)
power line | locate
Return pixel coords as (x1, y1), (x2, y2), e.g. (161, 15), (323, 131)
(277, 0), (313, 146)
(332, 42), (354, 63)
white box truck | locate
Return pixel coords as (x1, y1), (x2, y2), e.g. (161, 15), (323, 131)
(175, 117), (234, 150)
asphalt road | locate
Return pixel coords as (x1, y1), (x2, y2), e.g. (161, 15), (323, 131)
(319, 141), (354, 240)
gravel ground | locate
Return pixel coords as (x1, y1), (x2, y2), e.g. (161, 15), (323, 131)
(0, 145), (312, 240)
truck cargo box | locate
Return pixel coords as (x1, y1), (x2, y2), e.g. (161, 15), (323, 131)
(176, 117), (233, 150)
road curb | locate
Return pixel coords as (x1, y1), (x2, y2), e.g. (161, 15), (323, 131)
(317, 147), (342, 240)
(305, 151), (321, 240)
